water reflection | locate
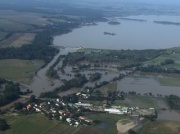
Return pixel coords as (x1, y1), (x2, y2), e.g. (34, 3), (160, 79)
(117, 77), (180, 96)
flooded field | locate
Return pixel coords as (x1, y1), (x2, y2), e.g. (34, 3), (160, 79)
(117, 76), (180, 97)
(158, 110), (180, 121)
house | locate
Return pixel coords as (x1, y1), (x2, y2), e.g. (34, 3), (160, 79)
(79, 116), (86, 120)
(35, 108), (41, 112)
(56, 98), (60, 102)
(59, 110), (65, 115)
(27, 104), (33, 110)
(66, 118), (71, 123)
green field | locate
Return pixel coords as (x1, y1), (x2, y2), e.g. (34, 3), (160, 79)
(157, 77), (180, 87)
(0, 19), (32, 32)
(96, 81), (117, 94)
(1, 113), (128, 134)
(138, 120), (180, 134)
(45, 123), (77, 134)
(83, 112), (128, 134)
(2, 114), (59, 134)
(0, 59), (44, 84)
(146, 49), (180, 70)
(0, 10), (50, 26)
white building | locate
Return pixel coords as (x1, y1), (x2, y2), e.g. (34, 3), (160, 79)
(75, 102), (92, 107)
(104, 108), (128, 115)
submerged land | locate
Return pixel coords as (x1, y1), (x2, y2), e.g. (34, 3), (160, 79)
(0, 0), (180, 134)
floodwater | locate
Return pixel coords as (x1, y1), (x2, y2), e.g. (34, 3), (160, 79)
(158, 110), (180, 121)
(28, 48), (79, 96)
(53, 15), (180, 50)
(117, 77), (180, 96)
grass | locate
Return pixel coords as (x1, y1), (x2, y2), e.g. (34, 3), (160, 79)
(0, 59), (44, 84)
(0, 19), (32, 32)
(0, 33), (36, 48)
(146, 52), (180, 69)
(0, 10), (50, 26)
(2, 114), (60, 134)
(96, 81), (117, 94)
(9, 33), (35, 47)
(83, 112), (128, 134)
(1, 113), (127, 134)
(138, 120), (180, 134)
(157, 77), (180, 87)
(45, 123), (77, 134)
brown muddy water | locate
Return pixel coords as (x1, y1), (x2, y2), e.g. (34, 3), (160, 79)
(28, 48), (79, 96)
(117, 77), (180, 97)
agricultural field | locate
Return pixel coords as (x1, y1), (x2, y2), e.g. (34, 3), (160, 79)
(0, 19), (32, 32)
(138, 120), (180, 134)
(0, 10), (50, 26)
(157, 77), (180, 87)
(45, 123), (77, 134)
(95, 81), (117, 94)
(146, 47), (180, 70)
(81, 112), (128, 134)
(2, 114), (60, 134)
(0, 33), (35, 48)
(0, 59), (44, 84)
(1, 113), (128, 134)
(8, 33), (35, 47)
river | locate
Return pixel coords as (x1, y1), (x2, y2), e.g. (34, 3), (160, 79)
(53, 15), (180, 50)
(28, 47), (79, 96)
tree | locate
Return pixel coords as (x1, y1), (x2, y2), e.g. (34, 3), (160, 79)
(128, 129), (137, 134)
(0, 119), (9, 131)
(29, 95), (36, 103)
(14, 102), (24, 110)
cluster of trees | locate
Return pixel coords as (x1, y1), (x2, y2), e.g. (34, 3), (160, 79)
(0, 119), (9, 131)
(46, 67), (59, 79)
(89, 72), (101, 82)
(39, 91), (59, 98)
(0, 81), (21, 107)
(136, 65), (180, 74)
(0, 32), (59, 64)
(40, 73), (88, 98)
(46, 55), (65, 79)
(166, 95), (180, 110)
(161, 59), (174, 66)
(62, 49), (163, 68)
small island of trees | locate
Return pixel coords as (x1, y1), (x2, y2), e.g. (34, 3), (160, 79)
(108, 21), (121, 25)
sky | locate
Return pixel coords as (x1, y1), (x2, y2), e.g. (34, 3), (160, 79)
(120, 0), (180, 5)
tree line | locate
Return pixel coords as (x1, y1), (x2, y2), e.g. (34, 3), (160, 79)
(62, 49), (164, 68)
(0, 79), (21, 107)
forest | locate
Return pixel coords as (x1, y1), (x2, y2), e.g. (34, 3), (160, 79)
(0, 79), (21, 107)
(166, 95), (180, 110)
(62, 49), (164, 68)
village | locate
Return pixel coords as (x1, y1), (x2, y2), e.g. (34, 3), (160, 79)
(22, 91), (156, 128)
